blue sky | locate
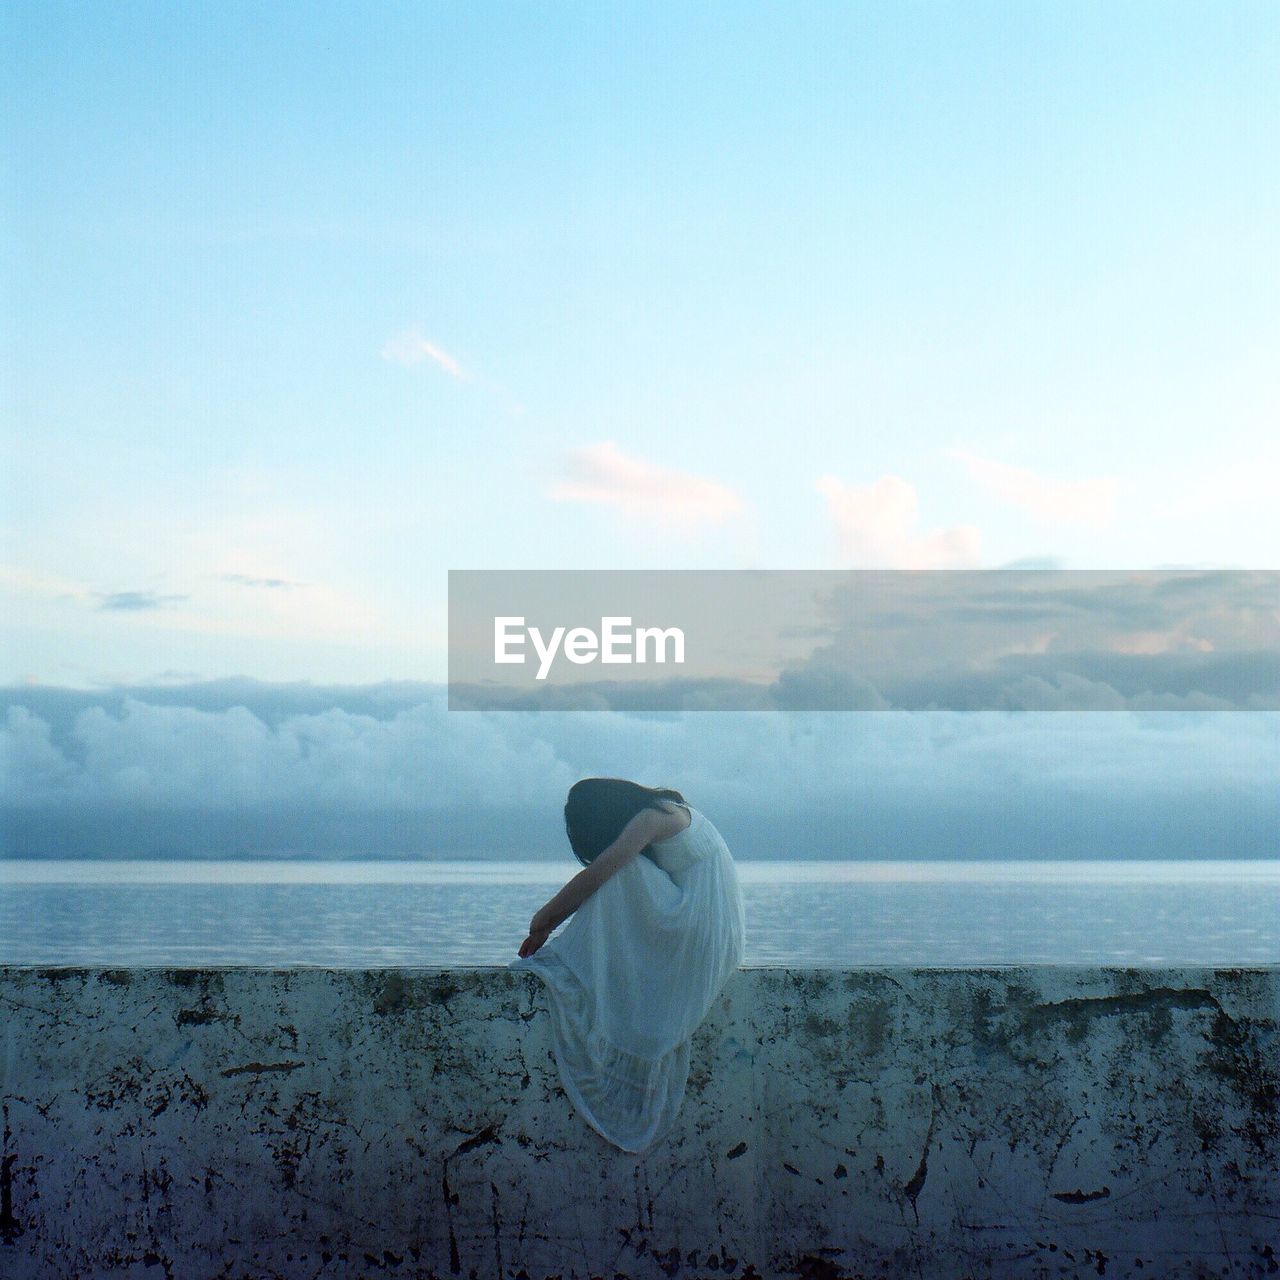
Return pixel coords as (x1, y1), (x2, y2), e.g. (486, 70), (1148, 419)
(4, 1), (1277, 688)
(1, 3), (1277, 863)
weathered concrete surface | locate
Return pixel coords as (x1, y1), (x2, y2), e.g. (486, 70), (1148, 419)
(1, 966), (1277, 1280)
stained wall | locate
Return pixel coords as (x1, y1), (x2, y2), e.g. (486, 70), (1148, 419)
(2, 965), (1277, 1278)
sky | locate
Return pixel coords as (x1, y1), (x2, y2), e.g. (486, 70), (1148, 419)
(2, 3), (1277, 857)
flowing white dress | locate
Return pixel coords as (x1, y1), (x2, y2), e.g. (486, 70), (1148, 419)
(509, 803), (747, 1154)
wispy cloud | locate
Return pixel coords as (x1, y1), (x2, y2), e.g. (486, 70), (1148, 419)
(380, 328), (470, 380)
(547, 440), (744, 525)
(815, 474), (981, 568)
(0, 468), (390, 647)
(996, 556), (1067, 570)
(947, 448), (1117, 527)
(220, 573), (308, 591)
(95, 590), (188, 612)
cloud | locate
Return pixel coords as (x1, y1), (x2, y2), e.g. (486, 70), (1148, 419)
(450, 652), (1280, 713)
(0, 690), (574, 811)
(380, 328), (470, 380)
(996, 556), (1067, 570)
(947, 448), (1117, 527)
(815, 474), (981, 568)
(0, 467), (390, 647)
(2, 682), (1276, 859)
(772, 568), (1279, 711)
(220, 573), (308, 591)
(547, 441), (744, 525)
(95, 590), (189, 612)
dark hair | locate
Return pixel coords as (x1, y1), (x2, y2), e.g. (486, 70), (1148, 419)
(564, 777), (687, 868)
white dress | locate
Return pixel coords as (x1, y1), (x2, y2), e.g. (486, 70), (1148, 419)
(509, 803), (747, 1154)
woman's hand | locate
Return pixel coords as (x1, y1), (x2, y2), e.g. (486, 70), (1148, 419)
(518, 924), (552, 958)
(518, 907), (557, 958)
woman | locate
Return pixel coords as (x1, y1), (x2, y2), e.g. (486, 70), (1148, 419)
(509, 778), (747, 1154)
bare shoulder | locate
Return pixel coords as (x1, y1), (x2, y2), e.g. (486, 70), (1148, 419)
(646, 800), (692, 842)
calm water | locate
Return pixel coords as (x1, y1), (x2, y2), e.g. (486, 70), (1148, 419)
(2, 859), (1278, 967)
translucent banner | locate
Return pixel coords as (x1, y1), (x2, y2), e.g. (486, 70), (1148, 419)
(447, 569), (1280, 711)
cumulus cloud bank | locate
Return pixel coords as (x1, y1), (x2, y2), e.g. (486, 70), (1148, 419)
(2, 680), (1275, 859)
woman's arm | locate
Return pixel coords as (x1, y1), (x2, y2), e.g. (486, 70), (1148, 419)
(531, 805), (678, 933)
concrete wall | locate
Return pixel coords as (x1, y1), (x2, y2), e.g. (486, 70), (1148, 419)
(1, 965), (1277, 1280)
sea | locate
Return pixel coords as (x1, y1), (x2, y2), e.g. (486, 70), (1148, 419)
(2, 858), (1277, 967)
